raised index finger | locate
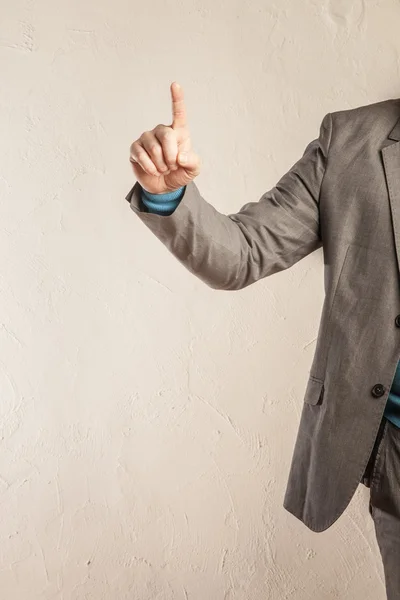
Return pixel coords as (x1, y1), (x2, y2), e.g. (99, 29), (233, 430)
(170, 81), (187, 129)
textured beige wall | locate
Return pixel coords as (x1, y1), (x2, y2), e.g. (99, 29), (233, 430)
(1, 0), (399, 598)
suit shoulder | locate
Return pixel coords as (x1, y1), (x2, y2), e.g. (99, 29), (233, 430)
(330, 97), (400, 120)
(328, 98), (400, 143)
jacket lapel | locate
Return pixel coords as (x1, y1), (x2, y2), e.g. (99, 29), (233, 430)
(381, 115), (400, 276)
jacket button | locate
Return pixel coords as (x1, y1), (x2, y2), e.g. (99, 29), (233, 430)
(371, 383), (385, 398)
(396, 315), (400, 327)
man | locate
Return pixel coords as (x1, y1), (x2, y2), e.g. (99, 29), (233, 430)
(126, 81), (400, 598)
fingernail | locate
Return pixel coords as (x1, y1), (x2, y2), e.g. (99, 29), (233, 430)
(179, 152), (187, 163)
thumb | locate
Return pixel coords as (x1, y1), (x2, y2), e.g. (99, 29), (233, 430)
(177, 150), (201, 177)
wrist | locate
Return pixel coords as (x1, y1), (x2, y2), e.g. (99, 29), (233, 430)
(140, 185), (185, 215)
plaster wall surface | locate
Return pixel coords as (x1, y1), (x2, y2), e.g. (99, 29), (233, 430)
(1, 0), (399, 598)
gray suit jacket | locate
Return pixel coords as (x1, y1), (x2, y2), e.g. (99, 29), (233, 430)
(125, 97), (400, 532)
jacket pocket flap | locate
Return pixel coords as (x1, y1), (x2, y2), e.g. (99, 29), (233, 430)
(304, 376), (324, 405)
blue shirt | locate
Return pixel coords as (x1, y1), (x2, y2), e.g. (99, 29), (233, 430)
(140, 185), (400, 428)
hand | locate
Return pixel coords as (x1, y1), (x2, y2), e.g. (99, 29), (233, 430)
(129, 82), (201, 195)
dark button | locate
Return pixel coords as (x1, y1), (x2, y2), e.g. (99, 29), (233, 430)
(395, 315), (400, 327)
(371, 384), (385, 398)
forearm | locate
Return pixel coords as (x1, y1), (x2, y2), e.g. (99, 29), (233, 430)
(127, 176), (320, 291)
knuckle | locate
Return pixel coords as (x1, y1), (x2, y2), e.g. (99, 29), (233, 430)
(149, 143), (160, 155)
(167, 153), (178, 163)
(161, 128), (174, 140)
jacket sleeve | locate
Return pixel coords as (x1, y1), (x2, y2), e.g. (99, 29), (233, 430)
(125, 112), (333, 291)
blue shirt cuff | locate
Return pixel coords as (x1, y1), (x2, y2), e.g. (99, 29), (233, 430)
(141, 186), (185, 215)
